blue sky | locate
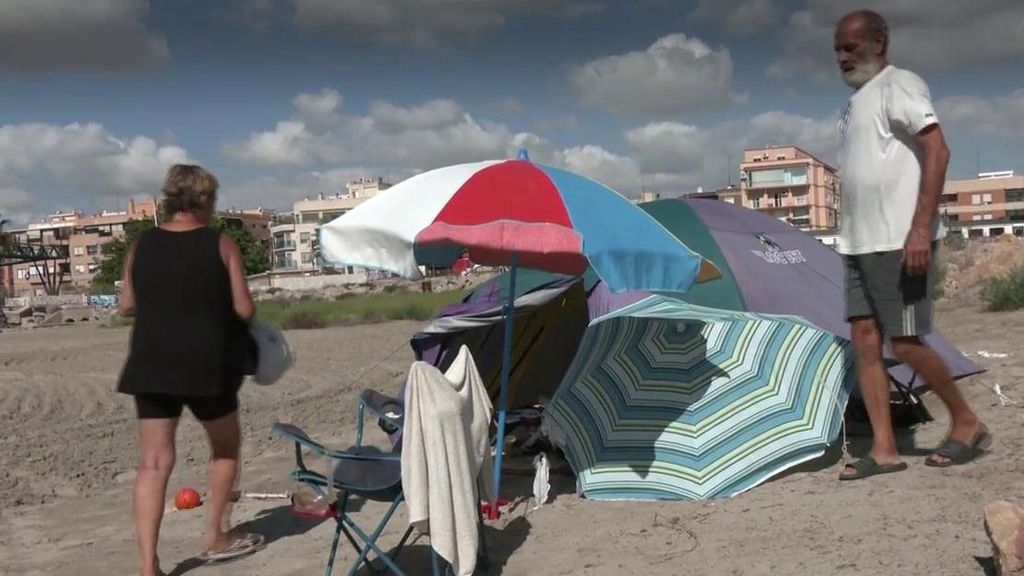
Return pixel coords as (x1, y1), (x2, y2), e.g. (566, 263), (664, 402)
(1, 0), (1022, 224)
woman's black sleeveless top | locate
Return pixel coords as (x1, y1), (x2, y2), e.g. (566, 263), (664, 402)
(117, 226), (250, 397)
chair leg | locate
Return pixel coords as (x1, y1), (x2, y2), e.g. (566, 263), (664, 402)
(344, 498), (408, 576)
(325, 518), (345, 576)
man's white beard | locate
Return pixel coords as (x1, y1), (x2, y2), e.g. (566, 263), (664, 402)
(842, 59), (883, 88)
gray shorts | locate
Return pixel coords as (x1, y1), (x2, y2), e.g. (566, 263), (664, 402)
(843, 245), (936, 338)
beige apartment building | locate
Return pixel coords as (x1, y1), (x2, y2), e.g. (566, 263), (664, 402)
(941, 171), (1024, 238)
(738, 146), (841, 231)
(271, 177), (391, 272)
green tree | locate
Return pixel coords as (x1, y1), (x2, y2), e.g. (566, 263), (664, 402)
(92, 218), (155, 293)
(91, 217), (270, 293)
(211, 217), (270, 275)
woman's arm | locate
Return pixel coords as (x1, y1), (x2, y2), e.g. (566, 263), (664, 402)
(118, 242), (137, 316)
(219, 233), (255, 321)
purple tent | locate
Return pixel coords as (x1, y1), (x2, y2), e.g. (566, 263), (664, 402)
(588, 198), (984, 393)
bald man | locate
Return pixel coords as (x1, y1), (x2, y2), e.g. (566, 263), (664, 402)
(833, 10), (990, 480)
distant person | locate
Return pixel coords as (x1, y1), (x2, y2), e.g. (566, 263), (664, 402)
(832, 10), (989, 480)
(117, 164), (262, 575)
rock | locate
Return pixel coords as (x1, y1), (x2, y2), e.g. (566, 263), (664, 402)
(985, 500), (1024, 574)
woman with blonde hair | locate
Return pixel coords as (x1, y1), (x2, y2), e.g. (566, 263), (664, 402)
(117, 164), (262, 575)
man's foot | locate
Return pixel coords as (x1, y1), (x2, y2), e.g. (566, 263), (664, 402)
(926, 421), (991, 467)
(839, 454), (907, 481)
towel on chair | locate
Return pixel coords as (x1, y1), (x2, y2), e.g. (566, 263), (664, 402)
(401, 345), (494, 576)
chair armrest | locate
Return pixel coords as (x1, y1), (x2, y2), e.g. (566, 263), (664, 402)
(272, 422), (400, 462)
(359, 389), (404, 426)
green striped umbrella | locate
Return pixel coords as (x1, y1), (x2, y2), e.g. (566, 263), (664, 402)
(543, 295), (855, 501)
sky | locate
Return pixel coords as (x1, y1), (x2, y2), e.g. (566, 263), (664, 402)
(1, 0), (1022, 225)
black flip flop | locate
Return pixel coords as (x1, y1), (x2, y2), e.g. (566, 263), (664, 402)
(839, 455), (908, 481)
(925, 430), (993, 468)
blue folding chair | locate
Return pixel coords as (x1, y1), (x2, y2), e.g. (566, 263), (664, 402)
(272, 389), (489, 576)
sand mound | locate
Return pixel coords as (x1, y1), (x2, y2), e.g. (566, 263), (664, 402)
(940, 235), (1024, 305)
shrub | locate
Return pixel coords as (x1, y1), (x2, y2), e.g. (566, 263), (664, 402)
(981, 265), (1024, 312)
(282, 310), (326, 330)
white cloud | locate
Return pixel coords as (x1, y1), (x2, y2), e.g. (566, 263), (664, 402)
(224, 89), (543, 170)
(562, 146), (642, 194)
(569, 33), (742, 118)
(937, 90), (1024, 140)
(769, 0), (1024, 81)
(620, 111), (840, 194)
(690, 0), (781, 35)
(0, 0), (169, 73)
(224, 88), (844, 203)
(0, 188), (37, 227)
(0, 122), (191, 213)
(218, 166), (406, 211)
(275, 0), (602, 47)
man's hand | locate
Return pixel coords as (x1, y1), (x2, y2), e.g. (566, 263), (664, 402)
(903, 226), (932, 276)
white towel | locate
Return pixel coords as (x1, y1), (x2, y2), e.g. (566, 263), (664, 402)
(401, 345), (494, 576)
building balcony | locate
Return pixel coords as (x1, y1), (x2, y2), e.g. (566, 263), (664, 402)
(273, 240), (296, 251)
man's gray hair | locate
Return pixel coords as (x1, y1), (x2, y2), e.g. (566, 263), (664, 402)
(842, 9), (890, 53)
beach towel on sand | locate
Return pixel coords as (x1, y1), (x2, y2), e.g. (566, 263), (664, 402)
(401, 345), (494, 576)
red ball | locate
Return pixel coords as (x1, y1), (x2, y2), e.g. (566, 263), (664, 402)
(174, 488), (202, 510)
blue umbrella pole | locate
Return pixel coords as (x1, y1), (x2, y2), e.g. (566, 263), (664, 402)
(490, 255), (517, 519)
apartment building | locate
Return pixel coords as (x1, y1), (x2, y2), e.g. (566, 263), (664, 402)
(5, 198), (160, 296)
(941, 171), (1024, 238)
(271, 177), (391, 272)
(4, 199), (274, 297)
(738, 146), (841, 231)
(219, 208), (274, 243)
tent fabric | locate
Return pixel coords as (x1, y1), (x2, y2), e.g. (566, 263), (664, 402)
(410, 274), (589, 412)
(543, 295), (855, 501)
(412, 196), (982, 409)
(610, 198), (984, 390)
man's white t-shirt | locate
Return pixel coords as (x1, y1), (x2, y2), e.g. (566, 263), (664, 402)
(836, 64), (944, 256)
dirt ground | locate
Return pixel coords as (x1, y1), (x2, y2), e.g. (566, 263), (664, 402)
(1, 306), (1022, 576)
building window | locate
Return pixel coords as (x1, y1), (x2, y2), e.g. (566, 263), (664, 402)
(983, 193), (993, 204)
(972, 194), (982, 205)
(983, 214), (994, 220)
(346, 266), (354, 275)
(300, 232), (310, 244)
(86, 245), (100, 256)
(72, 246), (85, 256)
(301, 251), (312, 264)
(74, 265), (87, 274)
(749, 166), (808, 188)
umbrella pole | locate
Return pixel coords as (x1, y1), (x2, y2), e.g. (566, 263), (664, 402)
(490, 255), (517, 519)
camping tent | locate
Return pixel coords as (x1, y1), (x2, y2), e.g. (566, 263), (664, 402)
(410, 198), (983, 412)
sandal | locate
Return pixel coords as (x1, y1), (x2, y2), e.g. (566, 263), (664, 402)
(926, 429), (993, 468)
(838, 455), (908, 481)
(197, 532), (265, 563)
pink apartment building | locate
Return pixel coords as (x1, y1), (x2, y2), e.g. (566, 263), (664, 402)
(738, 146), (841, 231)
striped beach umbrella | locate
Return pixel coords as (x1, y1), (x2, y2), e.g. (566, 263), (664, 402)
(319, 153), (719, 517)
(543, 295), (856, 501)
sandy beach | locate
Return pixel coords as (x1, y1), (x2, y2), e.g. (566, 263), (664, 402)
(1, 305), (1022, 576)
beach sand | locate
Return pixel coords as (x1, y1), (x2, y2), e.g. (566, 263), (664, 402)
(1, 306), (1022, 576)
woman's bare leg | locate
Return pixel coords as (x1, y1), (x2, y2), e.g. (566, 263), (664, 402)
(134, 417), (179, 576)
(200, 410), (240, 551)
